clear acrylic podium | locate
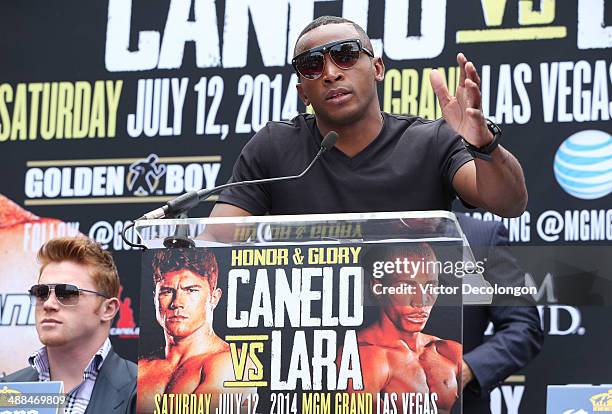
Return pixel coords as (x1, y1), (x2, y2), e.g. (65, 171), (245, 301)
(134, 211), (489, 414)
(134, 210), (490, 305)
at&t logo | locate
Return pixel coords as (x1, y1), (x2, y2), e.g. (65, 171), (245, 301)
(553, 130), (612, 200)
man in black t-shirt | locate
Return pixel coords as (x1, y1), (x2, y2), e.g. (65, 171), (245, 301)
(217, 113), (471, 215)
(207, 16), (533, 414)
(211, 16), (528, 218)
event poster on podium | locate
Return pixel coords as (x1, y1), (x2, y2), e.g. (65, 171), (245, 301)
(136, 243), (463, 414)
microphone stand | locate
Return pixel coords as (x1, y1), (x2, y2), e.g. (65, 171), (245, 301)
(123, 131), (339, 249)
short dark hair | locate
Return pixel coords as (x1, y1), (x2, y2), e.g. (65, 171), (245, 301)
(294, 15), (373, 56)
(152, 248), (218, 290)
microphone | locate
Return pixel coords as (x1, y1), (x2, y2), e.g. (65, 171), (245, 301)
(320, 130), (338, 151)
(137, 131), (338, 220)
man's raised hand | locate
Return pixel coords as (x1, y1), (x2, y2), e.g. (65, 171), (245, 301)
(429, 53), (492, 147)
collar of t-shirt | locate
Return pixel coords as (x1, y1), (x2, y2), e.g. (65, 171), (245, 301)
(312, 111), (389, 165)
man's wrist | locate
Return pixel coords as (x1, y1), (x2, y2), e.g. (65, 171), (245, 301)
(463, 119), (502, 161)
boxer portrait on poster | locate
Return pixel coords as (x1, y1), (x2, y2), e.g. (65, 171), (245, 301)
(342, 243), (462, 414)
(137, 242), (463, 414)
(137, 248), (255, 413)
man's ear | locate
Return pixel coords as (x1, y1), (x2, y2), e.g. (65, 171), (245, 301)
(211, 288), (222, 308)
(373, 57), (385, 81)
(100, 297), (120, 322)
(296, 82), (310, 106)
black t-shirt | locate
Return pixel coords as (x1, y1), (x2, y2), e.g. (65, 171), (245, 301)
(218, 112), (472, 215)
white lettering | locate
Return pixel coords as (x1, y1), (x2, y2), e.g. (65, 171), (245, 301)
(384, 0), (446, 60)
(158, 0), (220, 69)
(223, 0), (289, 68)
(577, 0), (612, 49)
(105, 0), (160, 71)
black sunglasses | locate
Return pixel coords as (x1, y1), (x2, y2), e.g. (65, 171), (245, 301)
(292, 38), (375, 80)
(29, 284), (110, 307)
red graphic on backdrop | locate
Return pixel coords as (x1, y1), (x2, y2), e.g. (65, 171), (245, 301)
(111, 285), (139, 338)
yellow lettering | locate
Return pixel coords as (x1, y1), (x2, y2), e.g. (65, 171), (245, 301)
(400, 69), (418, 115)
(249, 342), (264, 380)
(154, 393), (161, 414)
(383, 68), (401, 113)
(57, 82), (74, 139)
(198, 393), (205, 414)
(204, 394), (211, 414)
(303, 393), (313, 414)
(0, 80), (124, 142)
(418, 68), (438, 120)
(182, 394), (189, 414)
(303, 393), (332, 414)
(161, 393), (168, 414)
(232, 248), (289, 266)
(89, 80), (105, 137)
(384, 68), (457, 118)
(10, 83), (27, 141)
(28, 83), (42, 139)
(321, 393), (331, 413)
(519, 0), (556, 25)
(350, 246), (361, 263)
(481, 0), (509, 26)
(0, 84), (13, 141)
(73, 81), (91, 138)
(307, 247), (361, 265)
(229, 342), (249, 380)
(383, 68), (426, 115)
(231, 249), (241, 267)
(106, 80), (122, 137)
(41, 82), (58, 140)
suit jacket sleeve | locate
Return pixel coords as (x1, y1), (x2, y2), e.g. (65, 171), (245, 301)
(463, 222), (544, 397)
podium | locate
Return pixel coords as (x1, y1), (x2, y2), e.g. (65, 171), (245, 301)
(134, 211), (489, 414)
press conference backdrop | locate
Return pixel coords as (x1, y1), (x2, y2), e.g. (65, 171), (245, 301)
(0, 1), (610, 412)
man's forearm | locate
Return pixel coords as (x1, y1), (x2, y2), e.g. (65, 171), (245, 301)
(474, 146), (528, 217)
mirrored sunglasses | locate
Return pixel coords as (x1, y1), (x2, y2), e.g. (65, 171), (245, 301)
(29, 283), (109, 306)
(292, 38), (374, 80)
